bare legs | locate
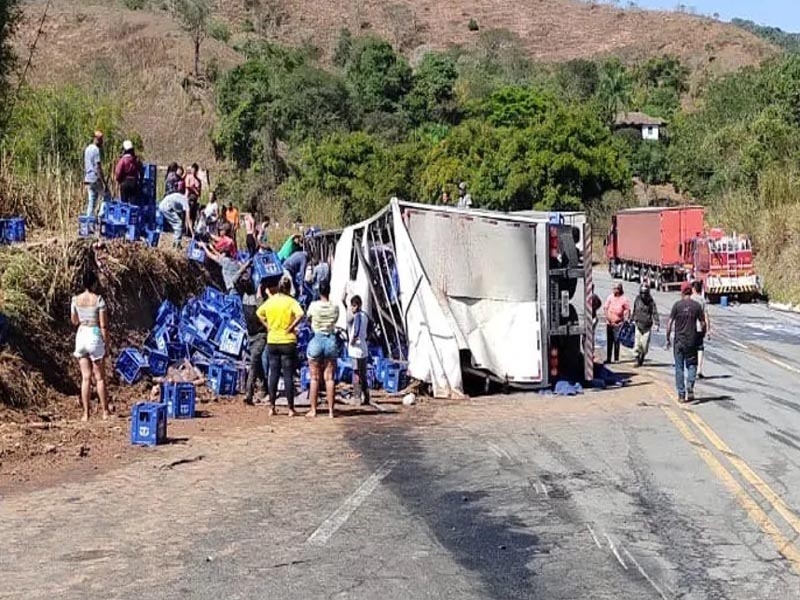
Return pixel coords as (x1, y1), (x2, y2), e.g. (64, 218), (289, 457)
(307, 359), (337, 419)
(78, 356), (110, 421)
(79, 357), (92, 422)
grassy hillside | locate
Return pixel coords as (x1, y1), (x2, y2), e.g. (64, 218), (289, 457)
(13, 0), (777, 166)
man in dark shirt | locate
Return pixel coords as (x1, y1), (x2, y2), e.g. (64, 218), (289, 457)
(666, 282), (707, 402)
(242, 278), (268, 406)
(632, 284), (660, 367)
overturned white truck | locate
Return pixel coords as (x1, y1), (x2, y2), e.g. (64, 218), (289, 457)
(307, 199), (594, 398)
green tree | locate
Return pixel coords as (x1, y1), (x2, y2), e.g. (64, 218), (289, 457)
(597, 59), (633, 123)
(472, 86), (554, 128)
(403, 52), (458, 126)
(0, 0), (21, 131)
(556, 59), (599, 102)
(346, 37), (412, 114)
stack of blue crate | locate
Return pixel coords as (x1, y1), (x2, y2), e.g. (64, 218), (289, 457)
(116, 288), (249, 397)
(0, 217), (26, 244)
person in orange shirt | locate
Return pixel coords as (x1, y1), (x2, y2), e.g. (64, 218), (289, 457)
(225, 204), (240, 236)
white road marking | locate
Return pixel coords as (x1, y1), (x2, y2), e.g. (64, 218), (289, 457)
(540, 483), (550, 498)
(487, 443), (504, 459)
(622, 547), (670, 600)
(307, 460), (396, 547)
(717, 333), (800, 375)
(605, 534), (628, 570)
(586, 524), (602, 549)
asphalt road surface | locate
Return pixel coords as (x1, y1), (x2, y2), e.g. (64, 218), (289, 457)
(3, 270), (800, 599)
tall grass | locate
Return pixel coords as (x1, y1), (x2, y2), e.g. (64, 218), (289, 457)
(711, 168), (800, 303)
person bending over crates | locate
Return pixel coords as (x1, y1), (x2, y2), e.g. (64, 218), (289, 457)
(158, 191), (193, 248)
(70, 270), (110, 422)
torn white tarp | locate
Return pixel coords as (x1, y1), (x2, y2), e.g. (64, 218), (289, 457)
(391, 202), (464, 397)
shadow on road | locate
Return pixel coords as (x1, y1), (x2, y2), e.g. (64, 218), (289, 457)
(690, 395), (734, 406)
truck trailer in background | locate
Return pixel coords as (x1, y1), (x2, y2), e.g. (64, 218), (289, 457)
(605, 206), (760, 302)
(307, 200), (593, 396)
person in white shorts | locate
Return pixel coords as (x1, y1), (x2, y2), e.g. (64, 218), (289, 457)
(71, 270), (110, 421)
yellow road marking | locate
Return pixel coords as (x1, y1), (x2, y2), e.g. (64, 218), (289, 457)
(653, 378), (800, 539)
(661, 406), (800, 573)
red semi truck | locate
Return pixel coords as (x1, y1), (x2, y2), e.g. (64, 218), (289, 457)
(605, 206), (760, 302)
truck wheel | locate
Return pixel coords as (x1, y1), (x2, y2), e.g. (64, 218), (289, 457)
(608, 262), (616, 278)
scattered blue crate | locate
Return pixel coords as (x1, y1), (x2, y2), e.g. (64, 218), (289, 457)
(300, 365), (311, 391)
(155, 300), (178, 327)
(202, 287), (225, 308)
(125, 224), (138, 242)
(187, 239), (206, 263)
(147, 350), (169, 377)
(191, 337), (216, 359)
(130, 402), (167, 446)
(191, 352), (210, 373)
(167, 341), (190, 362)
(215, 320), (246, 357)
(193, 312), (218, 341)
(177, 322), (198, 345)
(144, 323), (171, 353)
(78, 216), (97, 238)
(100, 222), (127, 239)
(208, 362), (239, 396)
(236, 250), (251, 262)
(3, 217), (26, 243)
(383, 364), (408, 394)
(116, 348), (149, 384)
(160, 382), (196, 419)
(336, 358), (353, 384)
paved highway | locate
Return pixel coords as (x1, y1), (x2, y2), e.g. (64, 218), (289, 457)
(2, 271), (800, 599)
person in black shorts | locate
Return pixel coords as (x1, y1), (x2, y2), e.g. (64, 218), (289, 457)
(666, 282), (707, 402)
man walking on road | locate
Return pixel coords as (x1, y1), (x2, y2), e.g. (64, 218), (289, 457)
(632, 283), (659, 367)
(603, 282), (631, 364)
(666, 282), (706, 402)
(691, 280), (711, 378)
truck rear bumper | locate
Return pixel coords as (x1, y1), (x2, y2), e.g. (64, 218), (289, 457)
(705, 275), (760, 295)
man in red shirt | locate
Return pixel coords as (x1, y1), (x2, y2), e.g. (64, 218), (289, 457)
(114, 140), (142, 204)
(603, 282), (631, 364)
(212, 222), (237, 259)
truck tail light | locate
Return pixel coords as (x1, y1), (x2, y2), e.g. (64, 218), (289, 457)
(549, 347), (559, 378)
(549, 226), (559, 259)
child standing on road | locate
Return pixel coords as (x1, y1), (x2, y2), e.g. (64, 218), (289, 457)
(345, 294), (371, 406)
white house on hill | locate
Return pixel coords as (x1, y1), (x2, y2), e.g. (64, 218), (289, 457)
(614, 111), (666, 141)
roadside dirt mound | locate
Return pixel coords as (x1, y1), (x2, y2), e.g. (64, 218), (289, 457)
(0, 239), (211, 416)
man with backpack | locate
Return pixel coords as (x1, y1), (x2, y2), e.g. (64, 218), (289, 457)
(632, 283), (660, 367)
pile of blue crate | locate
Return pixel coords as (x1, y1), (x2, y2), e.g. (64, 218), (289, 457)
(0, 217), (26, 244)
(78, 163), (160, 246)
(116, 286), (249, 397)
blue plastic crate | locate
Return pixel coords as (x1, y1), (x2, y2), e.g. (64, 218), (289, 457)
(215, 320), (246, 357)
(100, 222), (127, 239)
(155, 300), (178, 327)
(300, 365), (311, 391)
(125, 224), (138, 241)
(177, 322), (198, 345)
(167, 341), (190, 362)
(147, 350), (169, 377)
(160, 382), (196, 419)
(78, 216), (97, 238)
(191, 352), (211, 373)
(236, 250), (251, 262)
(207, 362), (239, 396)
(192, 312), (218, 341)
(202, 287), (225, 308)
(130, 402), (167, 446)
(191, 337), (216, 359)
(115, 204), (140, 226)
(116, 348), (149, 384)
(187, 239), (206, 263)
(253, 251), (283, 280)
(336, 358), (353, 384)
(3, 217), (26, 243)
(142, 163), (157, 183)
(144, 323), (171, 353)
(383, 364), (407, 394)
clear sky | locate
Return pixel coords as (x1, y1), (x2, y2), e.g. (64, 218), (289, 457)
(633, 0), (800, 33)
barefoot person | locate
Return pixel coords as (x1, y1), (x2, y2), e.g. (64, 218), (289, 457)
(305, 281), (340, 418)
(257, 275), (304, 417)
(70, 270), (110, 421)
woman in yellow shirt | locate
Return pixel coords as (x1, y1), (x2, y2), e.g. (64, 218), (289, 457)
(256, 276), (304, 416)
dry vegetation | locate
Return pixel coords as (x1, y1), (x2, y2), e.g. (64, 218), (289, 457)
(14, 0), (777, 169)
